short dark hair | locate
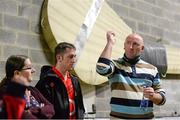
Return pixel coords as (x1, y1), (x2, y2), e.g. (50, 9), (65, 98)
(54, 42), (76, 62)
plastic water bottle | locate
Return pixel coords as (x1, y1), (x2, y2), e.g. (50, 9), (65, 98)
(140, 79), (152, 111)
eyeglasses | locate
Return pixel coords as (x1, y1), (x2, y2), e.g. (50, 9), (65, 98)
(21, 66), (35, 71)
(21, 67), (33, 71)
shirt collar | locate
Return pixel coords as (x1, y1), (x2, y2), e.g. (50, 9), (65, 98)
(122, 54), (140, 65)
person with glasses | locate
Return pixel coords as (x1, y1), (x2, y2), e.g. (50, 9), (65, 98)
(36, 42), (85, 119)
(96, 31), (166, 119)
(0, 55), (55, 119)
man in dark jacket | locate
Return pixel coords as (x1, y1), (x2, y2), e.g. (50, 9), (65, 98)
(36, 42), (85, 119)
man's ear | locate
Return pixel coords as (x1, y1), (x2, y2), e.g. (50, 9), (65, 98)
(141, 46), (144, 51)
(56, 55), (63, 62)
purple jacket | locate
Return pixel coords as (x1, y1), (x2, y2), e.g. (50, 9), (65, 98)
(22, 86), (55, 119)
(0, 82), (55, 119)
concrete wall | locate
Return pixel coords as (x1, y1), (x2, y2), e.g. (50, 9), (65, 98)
(107, 0), (180, 47)
(0, 0), (53, 83)
(0, 0), (180, 118)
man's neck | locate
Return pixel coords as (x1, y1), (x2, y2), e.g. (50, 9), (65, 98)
(55, 64), (68, 78)
(123, 54), (140, 65)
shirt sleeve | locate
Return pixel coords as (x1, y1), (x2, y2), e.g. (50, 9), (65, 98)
(153, 72), (166, 105)
(96, 57), (115, 77)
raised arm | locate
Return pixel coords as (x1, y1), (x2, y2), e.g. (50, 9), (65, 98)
(100, 31), (116, 59)
(96, 31), (116, 77)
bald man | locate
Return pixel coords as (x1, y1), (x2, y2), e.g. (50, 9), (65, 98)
(96, 31), (166, 119)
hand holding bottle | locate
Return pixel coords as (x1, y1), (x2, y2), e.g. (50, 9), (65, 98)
(140, 79), (153, 111)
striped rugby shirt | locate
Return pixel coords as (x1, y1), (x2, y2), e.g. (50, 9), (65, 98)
(96, 56), (166, 119)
